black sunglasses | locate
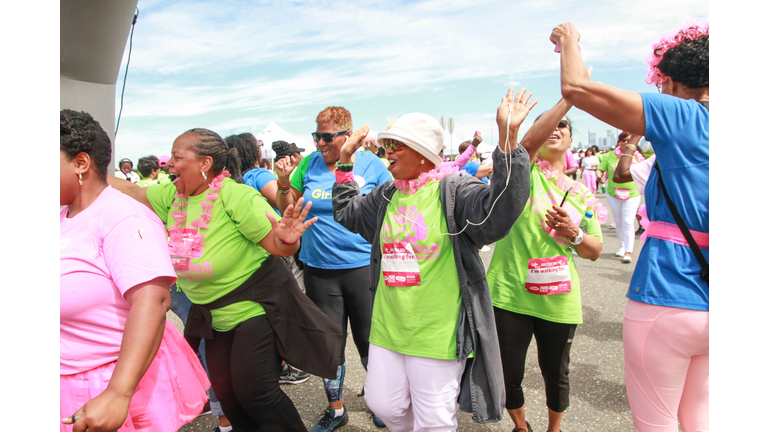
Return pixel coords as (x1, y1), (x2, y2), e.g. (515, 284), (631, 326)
(312, 130), (348, 143)
(557, 120), (570, 129)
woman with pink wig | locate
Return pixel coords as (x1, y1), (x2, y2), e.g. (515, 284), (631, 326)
(551, 19), (708, 432)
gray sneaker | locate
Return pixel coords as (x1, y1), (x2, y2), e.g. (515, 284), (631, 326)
(279, 363), (310, 385)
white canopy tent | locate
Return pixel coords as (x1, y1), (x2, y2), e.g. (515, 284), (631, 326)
(255, 122), (315, 159)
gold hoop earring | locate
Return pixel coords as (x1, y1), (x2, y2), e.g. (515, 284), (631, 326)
(78, 173), (83, 186)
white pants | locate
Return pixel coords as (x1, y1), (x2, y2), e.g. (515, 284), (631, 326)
(364, 344), (467, 432)
(607, 194), (642, 253)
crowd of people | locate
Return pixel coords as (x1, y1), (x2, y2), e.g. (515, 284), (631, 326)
(60, 19), (708, 432)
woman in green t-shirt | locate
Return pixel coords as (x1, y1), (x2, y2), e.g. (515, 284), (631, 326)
(108, 128), (324, 432)
(332, 87), (536, 430)
(486, 98), (604, 432)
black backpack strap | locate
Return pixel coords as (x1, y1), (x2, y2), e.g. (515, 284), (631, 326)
(653, 162), (709, 284)
(698, 100), (709, 111)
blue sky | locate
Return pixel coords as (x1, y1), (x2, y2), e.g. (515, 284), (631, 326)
(112, 0), (709, 162)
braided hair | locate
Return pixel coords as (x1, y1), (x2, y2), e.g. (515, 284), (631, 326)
(184, 128), (242, 183)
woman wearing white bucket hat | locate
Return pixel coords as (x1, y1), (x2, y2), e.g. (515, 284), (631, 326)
(332, 87), (537, 431)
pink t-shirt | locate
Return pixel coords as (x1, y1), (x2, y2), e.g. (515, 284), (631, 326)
(564, 149), (578, 170)
(60, 186), (177, 375)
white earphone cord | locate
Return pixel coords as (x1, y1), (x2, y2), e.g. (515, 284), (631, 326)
(380, 104), (517, 236)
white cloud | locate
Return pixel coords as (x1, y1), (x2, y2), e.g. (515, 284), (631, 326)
(112, 0), (707, 160)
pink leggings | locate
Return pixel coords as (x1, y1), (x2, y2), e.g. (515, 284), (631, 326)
(623, 300), (709, 432)
(583, 170), (597, 194)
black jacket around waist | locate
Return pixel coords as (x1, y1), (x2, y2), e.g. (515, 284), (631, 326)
(184, 255), (343, 379)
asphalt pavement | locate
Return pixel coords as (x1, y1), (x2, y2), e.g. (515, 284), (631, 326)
(174, 184), (651, 432)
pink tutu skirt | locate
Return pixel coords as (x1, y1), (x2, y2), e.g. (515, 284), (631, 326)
(60, 321), (210, 431)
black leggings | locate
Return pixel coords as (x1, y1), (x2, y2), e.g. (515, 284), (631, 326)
(303, 265), (372, 366)
(206, 315), (307, 432)
(494, 306), (577, 413)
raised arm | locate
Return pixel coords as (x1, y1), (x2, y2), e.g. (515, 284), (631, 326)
(497, 87), (538, 153)
(519, 98), (573, 164)
(107, 175), (153, 211)
(551, 22), (646, 135)
(613, 134), (642, 183)
(274, 156), (303, 215)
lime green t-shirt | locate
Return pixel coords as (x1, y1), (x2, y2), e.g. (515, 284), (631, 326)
(157, 171), (172, 185)
(370, 181), (462, 359)
(597, 151), (640, 199)
(486, 165), (603, 324)
(136, 178), (158, 188)
(146, 178), (277, 331)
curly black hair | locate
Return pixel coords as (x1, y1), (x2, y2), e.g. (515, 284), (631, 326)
(185, 128), (242, 183)
(137, 155), (160, 178)
(224, 133), (261, 182)
(657, 35), (708, 88)
(60, 109), (112, 178)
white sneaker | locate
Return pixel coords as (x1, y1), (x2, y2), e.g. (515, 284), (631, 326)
(615, 249), (625, 257)
(622, 255), (632, 264)
(480, 245), (491, 252)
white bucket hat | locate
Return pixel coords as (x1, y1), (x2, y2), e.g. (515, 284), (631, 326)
(377, 113), (445, 167)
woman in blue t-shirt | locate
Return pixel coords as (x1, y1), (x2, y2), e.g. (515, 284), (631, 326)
(275, 106), (392, 431)
(551, 20), (709, 432)
(225, 132), (280, 213)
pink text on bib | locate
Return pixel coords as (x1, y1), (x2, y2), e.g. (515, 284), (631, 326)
(382, 242), (421, 287)
(525, 255), (571, 295)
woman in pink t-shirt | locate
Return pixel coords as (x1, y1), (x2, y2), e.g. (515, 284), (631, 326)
(60, 110), (210, 432)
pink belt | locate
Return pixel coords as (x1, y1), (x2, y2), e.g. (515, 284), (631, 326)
(645, 221), (709, 249)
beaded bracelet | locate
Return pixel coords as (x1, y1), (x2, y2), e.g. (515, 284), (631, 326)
(624, 145), (637, 152)
(620, 154), (635, 158)
(335, 161), (354, 172)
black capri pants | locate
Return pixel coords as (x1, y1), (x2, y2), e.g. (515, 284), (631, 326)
(303, 264), (372, 367)
(494, 306), (577, 413)
(206, 315), (307, 432)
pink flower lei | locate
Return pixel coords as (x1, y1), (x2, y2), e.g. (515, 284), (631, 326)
(644, 18), (709, 86)
(168, 170), (230, 261)
(393, 165), (458, 195)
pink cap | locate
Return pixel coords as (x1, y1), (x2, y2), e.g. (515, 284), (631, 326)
(158, 155), (170, 167)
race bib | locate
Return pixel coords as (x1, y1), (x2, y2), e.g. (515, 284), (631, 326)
(525, 255), (571, 295)
(614, 187), (630, 200)
(382, 242), (421, 287)
(169, 228), (200, 271)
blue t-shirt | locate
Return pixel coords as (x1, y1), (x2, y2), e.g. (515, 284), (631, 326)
(461, 161), (489, 183)
(627, 93), (709, 311)
(292, 151), (392, 269)
(243, 168), (279, 214)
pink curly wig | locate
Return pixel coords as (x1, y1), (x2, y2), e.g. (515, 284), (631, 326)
(644, 18), (709, 86)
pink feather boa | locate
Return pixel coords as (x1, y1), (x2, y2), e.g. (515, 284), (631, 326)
(393, 165), (458, 195)
(645, 18), (709, 86)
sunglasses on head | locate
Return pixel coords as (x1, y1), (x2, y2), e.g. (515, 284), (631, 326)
(380, 139), (406, 151)
(311, 130), (348, 143)
(557, 120), (569, 129)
